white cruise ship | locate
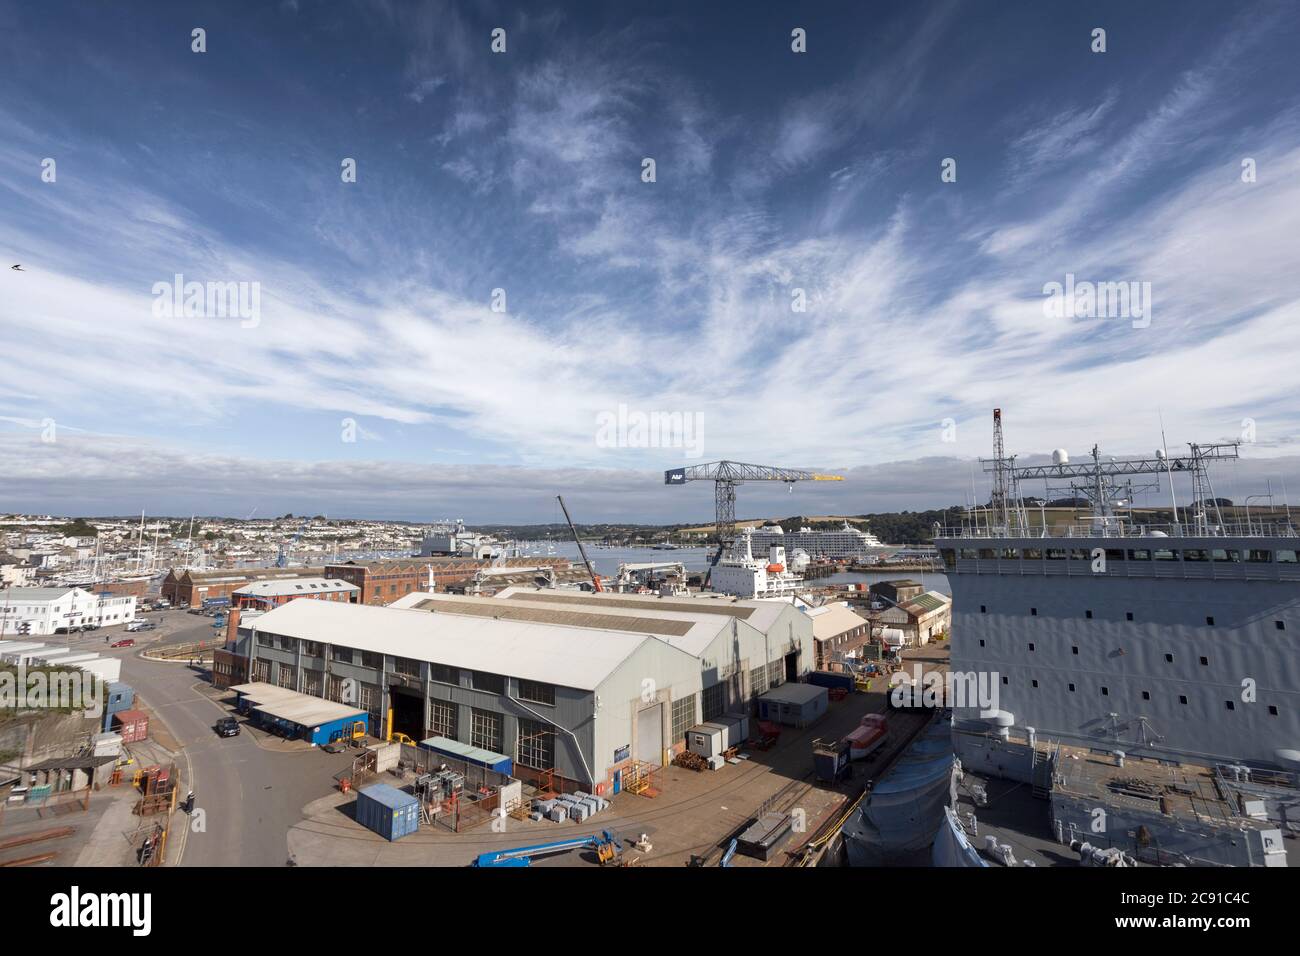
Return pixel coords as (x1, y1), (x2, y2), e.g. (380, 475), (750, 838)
(746, 522), (896, 562)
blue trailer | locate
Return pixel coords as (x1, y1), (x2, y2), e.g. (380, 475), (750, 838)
(354, 783), (420, 842)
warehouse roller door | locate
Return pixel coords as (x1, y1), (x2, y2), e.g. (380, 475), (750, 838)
(635, 704), (664, 766)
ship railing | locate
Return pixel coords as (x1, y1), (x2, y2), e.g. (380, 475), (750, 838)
(934, 521), (1299, 540)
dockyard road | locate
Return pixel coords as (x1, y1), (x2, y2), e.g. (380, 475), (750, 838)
(117, 652), (353, 867)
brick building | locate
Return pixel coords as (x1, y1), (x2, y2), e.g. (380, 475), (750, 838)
(326, 557), (571, 606)
(162, 566), (326, 606)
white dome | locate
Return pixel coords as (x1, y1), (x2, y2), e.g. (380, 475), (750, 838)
(1051, 448), (1069, 465)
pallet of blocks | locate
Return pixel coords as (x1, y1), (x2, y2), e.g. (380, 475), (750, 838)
(530, 791), (610, 823)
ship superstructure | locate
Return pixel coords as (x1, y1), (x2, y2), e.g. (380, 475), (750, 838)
(932, 410), (1298, 866)
(746, 522), (895, 562)
(710, 530), (804, 599)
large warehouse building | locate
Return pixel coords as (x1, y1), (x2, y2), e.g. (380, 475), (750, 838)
(223, 589), (814, 793)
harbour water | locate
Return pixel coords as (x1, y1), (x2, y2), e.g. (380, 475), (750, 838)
(544, 543), (951, 595)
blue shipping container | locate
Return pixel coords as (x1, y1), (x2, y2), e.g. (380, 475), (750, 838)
(355, 784), (420, 842)
(806, 671), (856, 692)
(103, 682), (136, 731)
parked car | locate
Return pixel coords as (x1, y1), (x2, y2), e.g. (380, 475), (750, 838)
(110, 638), (135, 648)
(82, 623), (99, 631)
(215, 717), (240, 738)
(54, 625), (82, 634)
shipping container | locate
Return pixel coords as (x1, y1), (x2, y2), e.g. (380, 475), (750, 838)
(103, 681), (136, 731)
(354, 783), (421, 842)
(806, 670), (856, 692)
(112, 708), (150, 743)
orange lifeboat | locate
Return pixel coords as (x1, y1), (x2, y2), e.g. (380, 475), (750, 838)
(765, 563), (785, 573)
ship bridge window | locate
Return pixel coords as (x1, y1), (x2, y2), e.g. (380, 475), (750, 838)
(1248, 549), (1274, 563)
(1183, 549), (1209, 562)
(1153, 548), (1179, 561)
(1069, 549), (1089, 560)
(1105, 548), (1125, 562)
(1212, 548), (1241, 563)
(959, 548), (978, 560)
(1046, 549), (1068, 560)
(1024, 548), (1043, 560)
(1277, 549), (1297, 564)
(1127, 549), (1151, 561)
(940, 549), (956, 568)
(1000, 548), (1020, 559)
(978, 548), (997, 559)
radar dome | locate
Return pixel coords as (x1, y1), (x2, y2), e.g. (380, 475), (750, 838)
(1052, 448), (1069, 465)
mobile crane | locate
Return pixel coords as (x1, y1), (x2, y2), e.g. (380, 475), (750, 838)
(471, 829), (622, 867)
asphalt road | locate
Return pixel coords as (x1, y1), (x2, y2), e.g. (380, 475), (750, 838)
(107, 611), (352, 867)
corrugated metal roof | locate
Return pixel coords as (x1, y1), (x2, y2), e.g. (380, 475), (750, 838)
(234, 577), (358, 597)
(407, 596), (695, 636)
(247, 599), (660, 690)
(497, 588), (759, 620)
(759, 682), (827, 705)
(254, 696), (364, 727)
(420, 735), (509, 765)
(391, 591), (753, 657)
(804, 603), (870, 641)
(903, 592), (950, 614)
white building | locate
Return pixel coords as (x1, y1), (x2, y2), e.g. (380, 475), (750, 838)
(0, 554), (35, 588)
(0, 587), (138, 636)
(227, 588), (814, 791)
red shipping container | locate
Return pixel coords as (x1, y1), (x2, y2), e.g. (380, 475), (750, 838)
(112, 709), (150, 743)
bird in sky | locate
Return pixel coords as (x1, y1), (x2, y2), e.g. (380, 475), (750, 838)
(10, 264), (23, 271)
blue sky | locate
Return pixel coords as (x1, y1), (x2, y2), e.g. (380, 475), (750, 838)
(1, 0), (1299, 522)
